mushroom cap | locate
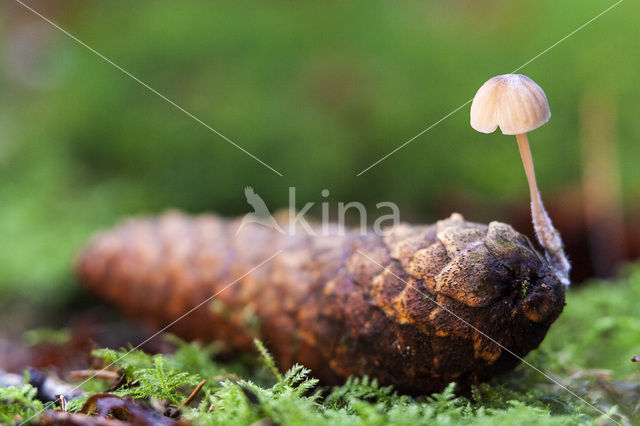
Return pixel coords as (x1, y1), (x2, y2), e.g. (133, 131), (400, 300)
(470, 74), (551, 135)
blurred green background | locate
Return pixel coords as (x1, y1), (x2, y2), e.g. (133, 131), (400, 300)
(1, 0), (639, 306)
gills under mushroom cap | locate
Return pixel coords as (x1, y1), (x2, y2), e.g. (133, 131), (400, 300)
(470, 74), (551, 135)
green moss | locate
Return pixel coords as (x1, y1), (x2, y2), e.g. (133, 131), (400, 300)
(8, 268), (640, 424)
(0, 382), (45, 424)
(540, 265), (640, 380)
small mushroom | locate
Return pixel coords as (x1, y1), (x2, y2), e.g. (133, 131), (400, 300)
(470, 74), (570, 285)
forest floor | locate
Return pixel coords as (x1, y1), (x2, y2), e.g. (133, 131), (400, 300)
(1, 266), (640, 425)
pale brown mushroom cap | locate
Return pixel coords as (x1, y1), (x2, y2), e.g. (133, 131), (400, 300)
(470, 74), (551, 135)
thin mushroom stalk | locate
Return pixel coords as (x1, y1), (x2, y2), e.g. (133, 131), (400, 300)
(516, 133), (570, 285)
(470, 74), (571, 285)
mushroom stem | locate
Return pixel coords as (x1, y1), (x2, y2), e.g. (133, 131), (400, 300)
(516, 133), (571, 285)
(516, 134), (541, 208)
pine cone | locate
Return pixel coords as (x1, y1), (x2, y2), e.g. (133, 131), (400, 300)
(76, 211), (564, 394)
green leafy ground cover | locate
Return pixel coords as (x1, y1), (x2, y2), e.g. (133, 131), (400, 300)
(3, 266), (639, 424)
